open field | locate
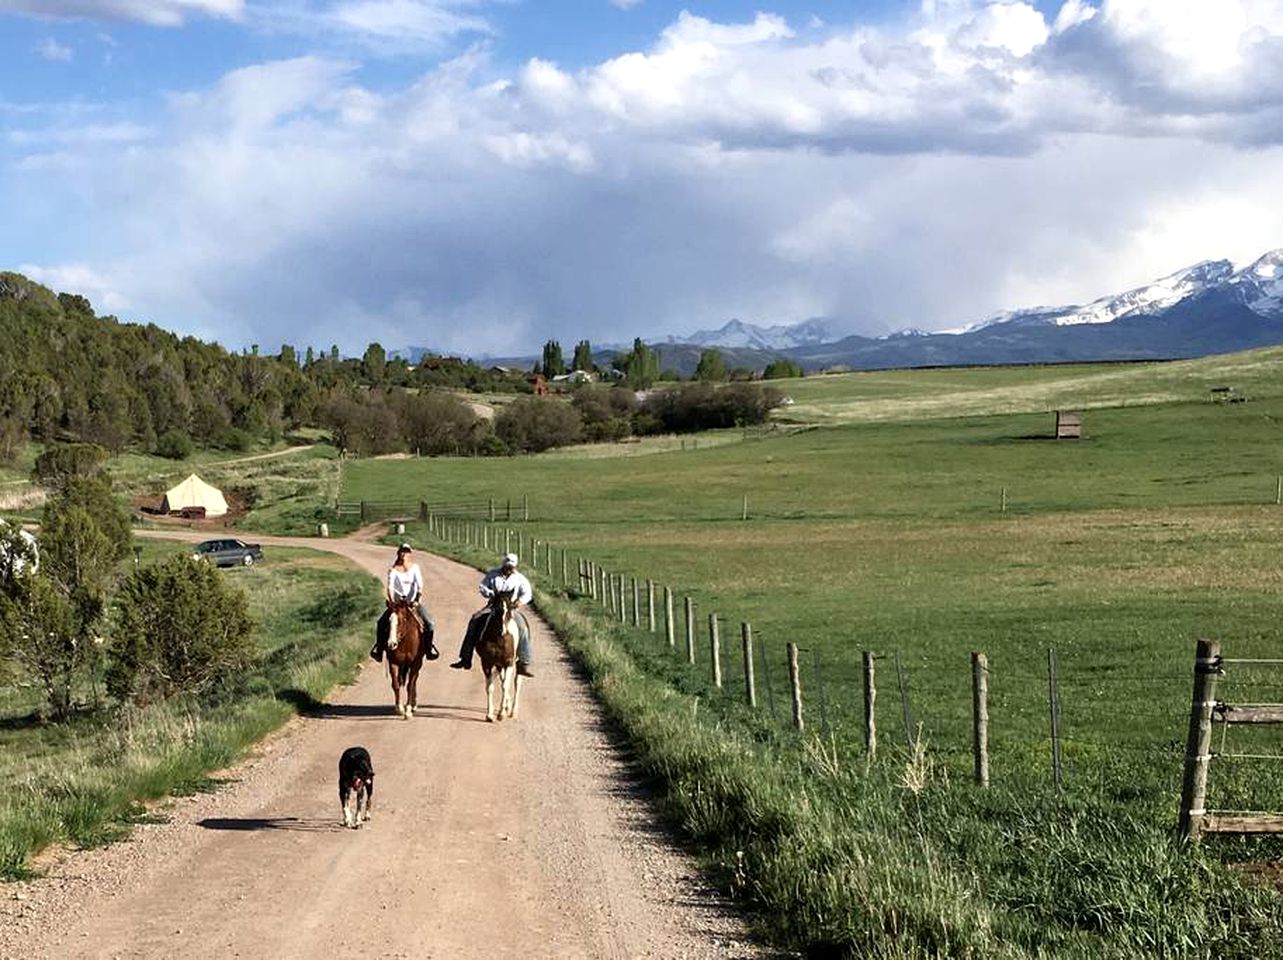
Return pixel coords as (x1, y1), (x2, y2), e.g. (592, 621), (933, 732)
(0, 544), (379, 878)
(340, 347), (1283, 955)
(774, 346), (1283, 425)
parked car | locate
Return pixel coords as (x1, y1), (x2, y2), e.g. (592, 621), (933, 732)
(192, 538), (263, 568)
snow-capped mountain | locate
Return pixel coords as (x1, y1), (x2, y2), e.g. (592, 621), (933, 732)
(1232, 249), (1283, 314)
(964, 254), (1283, 333)
(673, 317), (843, 351)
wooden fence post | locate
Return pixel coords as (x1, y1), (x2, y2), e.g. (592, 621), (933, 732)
(489, 498), (495, 522)
(742, 623), (756, 708)
(863, 651), (876, 760)
(972, 652), (989, 787)
(709, 614), (722, 688)
(1179, 639), (1223, 841)
(561, 549), (567, 587)
(787, 643), (804, 731)
(685, 597), (696, 664)
(665, 588), (675, 648)
(742, 494), (748, 521)
(418, 501), (427, 521)
(1048, 648), (1063, 794)
(647, 580), (656, 633)
(617, 576), (626, 623)
(360, 500), (367, 522)
(631, 579), (640, 628)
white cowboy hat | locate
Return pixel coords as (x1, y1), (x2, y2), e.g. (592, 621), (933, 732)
(502, 553), (519, 567)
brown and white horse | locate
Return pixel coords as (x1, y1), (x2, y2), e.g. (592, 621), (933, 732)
(476, 590), (524, 722)
(386, 599), (427, 720)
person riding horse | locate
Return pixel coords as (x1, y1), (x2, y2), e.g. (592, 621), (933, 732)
(450, 553), (534, 678)
(370, 544), (438, 662)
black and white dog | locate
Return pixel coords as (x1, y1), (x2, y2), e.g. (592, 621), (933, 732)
(338, 746), (374, 829)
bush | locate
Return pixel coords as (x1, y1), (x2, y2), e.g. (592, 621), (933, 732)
(494, 397), (583, 453)
(107, 555), (256, 705)
(572, 386), (638, 443)
(31, 443), (109, 494)
(641, 383), (783, 433)
(215, 427), (253, 452)
(0, 573), (79, 719)
(155, 430), (194, 460)
(395, 391), (482, 456)
(763, 358), (804, 380)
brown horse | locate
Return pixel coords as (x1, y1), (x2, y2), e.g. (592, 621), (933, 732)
(476, 590), (523, 722)
(386, 599), (426, 720)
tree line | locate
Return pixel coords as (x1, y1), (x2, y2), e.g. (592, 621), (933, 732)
(0, 273), (533, 463)
(0, 272), (794, 464)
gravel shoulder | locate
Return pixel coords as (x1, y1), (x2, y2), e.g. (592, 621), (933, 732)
(0, 531), (769, 960)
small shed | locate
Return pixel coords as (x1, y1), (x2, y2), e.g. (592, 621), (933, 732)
(161, 474), (229, 518)
(1055, 410), (1083, 440)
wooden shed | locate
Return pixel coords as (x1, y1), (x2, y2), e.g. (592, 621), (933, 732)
(1055, 410), (1083, 440)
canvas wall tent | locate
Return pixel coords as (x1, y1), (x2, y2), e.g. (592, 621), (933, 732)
(161, 474), (229, 518)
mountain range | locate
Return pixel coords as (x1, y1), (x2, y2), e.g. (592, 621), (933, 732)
(417, 249), (1283, 376)
(650, 250), (1283, 373)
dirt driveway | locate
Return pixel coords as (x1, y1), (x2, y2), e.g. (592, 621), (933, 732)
(0, 531), (766, 959)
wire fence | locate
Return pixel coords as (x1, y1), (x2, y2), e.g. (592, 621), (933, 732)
(420, 516), (1283, 817)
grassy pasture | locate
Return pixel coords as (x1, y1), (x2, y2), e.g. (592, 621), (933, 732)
(347, 348), (1283, 955)
(0, 543), (379, 878)
(776, 346), (1283, 425)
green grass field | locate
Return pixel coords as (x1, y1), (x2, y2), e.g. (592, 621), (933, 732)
(341, 347), (1283, 956)
(0, 543), (379, 879)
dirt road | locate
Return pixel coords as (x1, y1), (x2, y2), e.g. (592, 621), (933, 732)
(0, 532), (766, 960)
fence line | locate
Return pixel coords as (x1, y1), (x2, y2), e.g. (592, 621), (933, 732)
(414, 516), (1250, 803)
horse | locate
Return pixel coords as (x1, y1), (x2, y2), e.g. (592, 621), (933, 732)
(385, 599), (427, 720)
(476, 589), (524, 722)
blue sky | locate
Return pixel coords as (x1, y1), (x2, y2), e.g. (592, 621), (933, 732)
(2, 1), (1282, 355)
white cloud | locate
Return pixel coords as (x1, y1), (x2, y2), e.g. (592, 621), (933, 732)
(251, 0), (493, 52)
(0, 0), (242, 25)
(36, 38), (74, 61)
(4, 5), (1283, 354)
(16, 263), (130, 313)
(609, 0), (641, 9)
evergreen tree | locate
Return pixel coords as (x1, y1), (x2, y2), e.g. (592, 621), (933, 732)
(362, 343), (386, 384)
(618, 338), (660, 390)
(541, 340), (566, 377)
(695, 348), (729, 382)
(572, 340), (595, 373)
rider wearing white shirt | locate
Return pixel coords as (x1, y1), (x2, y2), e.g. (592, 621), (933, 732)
(450, 553), (534, 677)
(370, 544), (437, 662)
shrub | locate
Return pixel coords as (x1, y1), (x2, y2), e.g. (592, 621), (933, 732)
(641, 382), (783, 433)
(107, 555), (256, 705)
(395, 391), (481, 456)
(155, 429), (194, 460)
(0, 573), (79, 719)
(494, 397), (583, 453)
(31, 443), (109, 494)
(215, 427), (253, 452)
(763, 358), (804, 380)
